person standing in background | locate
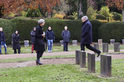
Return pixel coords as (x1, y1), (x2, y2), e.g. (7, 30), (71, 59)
(12, 30), (21, 54)
(46, 26), (55, 53)
(0, 27), (7, 54)
(30, 27), (36, 53)
(62, 26), (71, 51)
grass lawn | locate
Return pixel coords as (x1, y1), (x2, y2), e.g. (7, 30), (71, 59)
(0, 59), (124, 82)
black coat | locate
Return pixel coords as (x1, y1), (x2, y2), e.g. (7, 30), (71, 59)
(62, 30), (70, 42)
(81, 20), (92, 44)
(30, 30), (36, 44)
(0, 31), (5, 42)
(46, 30), (55, 40)
(12, 33), (21, 49)
(35, 25), (45, 52)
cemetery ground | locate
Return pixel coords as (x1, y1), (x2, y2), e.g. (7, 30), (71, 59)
(0, 44), (124, 81)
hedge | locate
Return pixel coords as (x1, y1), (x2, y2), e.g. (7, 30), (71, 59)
(0, 19), (13, 44)
(0, 18), (103, 44)
(98, 22), (124, 42)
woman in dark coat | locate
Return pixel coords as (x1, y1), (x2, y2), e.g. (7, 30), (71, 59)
(12, 30), (21, 54)
(35, 19), (45, 65)
(62, 26), (70, 51)
(81, 16), (101, 57)
(30, 27), (36, 53)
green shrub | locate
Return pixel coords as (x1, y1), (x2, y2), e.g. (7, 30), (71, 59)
(99, 6), (110, 18)
(98, 22), (124, 42)
(11, 18), (37, 43)
(96, 14), (106, 20)
(0, 19), (13, 44)
(112, 12), (122, 21)
(26, 9), (42, 17)
(86, 7), (96, 20)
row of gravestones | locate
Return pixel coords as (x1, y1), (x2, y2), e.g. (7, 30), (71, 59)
(75, 50), (112, 77)
(94, 42), (120, 53)
(98, 39), (124, 44)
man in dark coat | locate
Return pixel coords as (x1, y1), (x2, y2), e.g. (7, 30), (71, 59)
(46, 26), (55, 52)
(0, 27), (7, 54)
(81, 16), (101, 57)
(62, 26), (71, 51)
(30, 27), (36, 53)
(35, 19), (45, 65)
(12, 30), (21, 54)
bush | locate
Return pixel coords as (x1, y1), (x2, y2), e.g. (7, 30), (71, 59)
(26, 9), (42, 17)
(96, 14), (106, 20)
(112, 12), (122, 21)
(98, 22), (124, 42)
(86, 7), (96, 20)
(11, 18), (37, 43)
(99, 6), (110, 18)
(0, 19), (13, 44)
(53, 14), (65, 19)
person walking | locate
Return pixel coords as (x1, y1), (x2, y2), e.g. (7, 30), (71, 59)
(12, 30), (21, 54)
(0, 27), (7, 54)
(35, 19), (45, 65)
(30, 27), (36, 53)
(62, 26), (71, 51)
(46, 26), (55, 53)
(81, 16), (101, 57)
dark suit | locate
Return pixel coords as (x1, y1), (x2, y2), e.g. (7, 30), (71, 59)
(81, 20), (100, 54)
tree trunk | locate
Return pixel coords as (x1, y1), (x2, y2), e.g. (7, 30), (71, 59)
(78, 0), (83, 19)
(122, 0), (124, 22)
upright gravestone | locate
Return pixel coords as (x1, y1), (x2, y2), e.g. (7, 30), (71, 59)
(80, 51), (86, 68)
(94, 43), (99, 50)
(102, 43), (109, 53)
(75, 50), (81, 65)
(114, 42), (120, 52)
(60, 40), (63, 46)
(88, 53), (95, 73)
(98, 39), (103, 44)
(72, 40), (78, 46)
(24, 40), (29, 47)
(110, 39), (115, 44)
(101, 55), (112, 77)
(122, 39), (124, 44)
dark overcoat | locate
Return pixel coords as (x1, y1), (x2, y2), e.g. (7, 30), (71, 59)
(46, 30), (55, 40)
(12, 33), (21, 49)
(81, 20), (92, 44)
(62, 30), (70, 42)
(0, 31), (5, 42)
(34, 25), (45, 52)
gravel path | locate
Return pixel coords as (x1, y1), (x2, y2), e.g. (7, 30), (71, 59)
(0, 51), (124, 68)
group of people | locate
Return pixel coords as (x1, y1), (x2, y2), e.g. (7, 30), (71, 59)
(31, 16), (101, 65)
(0, 28), (21, 54)
(0, 16), (101, 65)
(30, 25), (71, 53)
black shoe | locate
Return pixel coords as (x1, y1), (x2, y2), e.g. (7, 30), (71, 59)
(36, 60), (43, 65)
(97, 51), (101, 57)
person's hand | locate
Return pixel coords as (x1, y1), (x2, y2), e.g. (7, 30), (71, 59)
(42, 34), (45, 38)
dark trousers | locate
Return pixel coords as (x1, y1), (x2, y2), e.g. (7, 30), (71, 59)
(37, 51), (44, 61)
(14, 48), (20, 54)
(63, 42), (68, 51)
(81, 44), (100, 53)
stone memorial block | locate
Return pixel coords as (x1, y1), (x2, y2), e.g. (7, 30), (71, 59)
(114, 42), (120, 52)
(80, 51), (86, 68)
(102, 43), (109, 53)
(88, 53), (95, 73)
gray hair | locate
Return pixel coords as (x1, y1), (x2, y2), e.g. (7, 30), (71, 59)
(38, 19), (45, 24)
(81, 16), (88, 21)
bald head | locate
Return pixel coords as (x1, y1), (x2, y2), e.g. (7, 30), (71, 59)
(0, 27), (3, 32)
(81, 16), (88, 22)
